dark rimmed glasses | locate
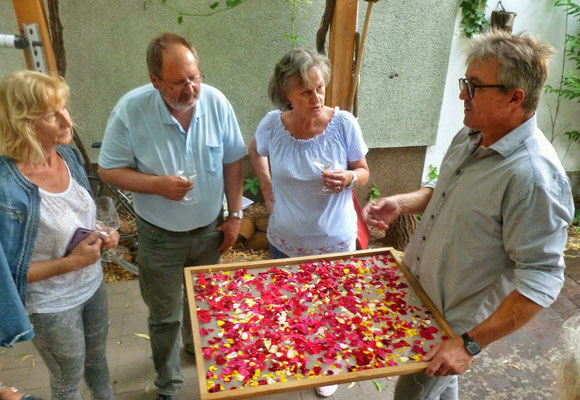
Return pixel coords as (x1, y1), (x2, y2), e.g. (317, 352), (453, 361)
(458, 78), (505, 99)
(159, 73), (204, 92)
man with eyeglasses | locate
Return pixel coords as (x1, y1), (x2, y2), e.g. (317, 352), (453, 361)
(364, 30), (573, 399)
(98, 33), (245, 400)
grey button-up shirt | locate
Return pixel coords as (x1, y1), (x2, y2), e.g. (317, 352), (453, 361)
(404, 116), (574, 334)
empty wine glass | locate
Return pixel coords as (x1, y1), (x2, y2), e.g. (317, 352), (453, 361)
(312, 138), (335, 194)
(95, 197), (125, 262)
(177, 152), (198, 204)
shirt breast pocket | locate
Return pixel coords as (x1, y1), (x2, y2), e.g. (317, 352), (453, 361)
(0, 202), (25, 254)
(206, 144), (223, 176)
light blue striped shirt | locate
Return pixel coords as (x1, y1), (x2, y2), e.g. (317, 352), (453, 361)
(99, 83), (246, 231)
(256, 109), (368, 257)
(404, 115), (574, 334)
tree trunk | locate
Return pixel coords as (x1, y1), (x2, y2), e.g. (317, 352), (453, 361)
(47, 0), (66, 76)
(316, 0), (335, 54)
(383, 215), (420, 251)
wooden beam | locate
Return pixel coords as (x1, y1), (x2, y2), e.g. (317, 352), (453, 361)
(11, 0), (57, 74)
(326, 0), (358, 111)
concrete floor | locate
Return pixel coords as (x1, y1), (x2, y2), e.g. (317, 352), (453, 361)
(2, 244), (579, 400)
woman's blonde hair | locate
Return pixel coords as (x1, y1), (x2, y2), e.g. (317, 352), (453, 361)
(0, 70), (70, 164)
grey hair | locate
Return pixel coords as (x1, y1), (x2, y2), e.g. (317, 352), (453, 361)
(466, 29), (554, 114)
(552, 314), (580, 400)
(268, 49), (331, 110)
(146, 33), (199, 78)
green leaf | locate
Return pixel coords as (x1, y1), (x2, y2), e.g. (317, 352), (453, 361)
(243, 177), (261, 197)
(564, 130), (580, 142)
(226, 0), (243, 8)
(177, 14), (183, 24)
(210, 2), (219, 9)
(372, 379), (382, 392)
(428, 164), (439, 180)
(368, 184), (381, 201)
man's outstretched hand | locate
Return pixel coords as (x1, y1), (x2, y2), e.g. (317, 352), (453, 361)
(362, 197), (400, 230)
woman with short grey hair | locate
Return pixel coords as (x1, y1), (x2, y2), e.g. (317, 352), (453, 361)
(249, 49), (370, 397)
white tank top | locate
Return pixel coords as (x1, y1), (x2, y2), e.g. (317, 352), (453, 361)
(26, 162), (102, 314)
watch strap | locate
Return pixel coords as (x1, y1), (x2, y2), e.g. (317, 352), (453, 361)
(229, 210), (243, 219)
(460, 332), (481, 355)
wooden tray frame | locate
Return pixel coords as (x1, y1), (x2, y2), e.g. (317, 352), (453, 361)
(184, 247), (455, 400)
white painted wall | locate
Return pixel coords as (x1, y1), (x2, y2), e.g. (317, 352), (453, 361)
(423, 0), (580, 181)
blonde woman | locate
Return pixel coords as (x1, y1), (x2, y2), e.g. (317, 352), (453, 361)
(0, 71), (117, 399)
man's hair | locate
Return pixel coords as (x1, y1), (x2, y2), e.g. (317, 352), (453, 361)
(0, 70), (70, 164)
(466, 29), (554, 114)
(553, 314), (580, 400)
(268, 49), (331, 110)
(146, 33), (199, 78)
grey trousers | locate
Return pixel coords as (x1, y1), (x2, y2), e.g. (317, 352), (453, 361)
(30, 282), (114, 400)
(136, 216), (223, 396)
(394, 372), (458, 400)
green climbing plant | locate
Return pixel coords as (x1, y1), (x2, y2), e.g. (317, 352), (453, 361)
(460, 0), (489, 38)
(544, 0), (580, 160)
(145, 0), (312, 49)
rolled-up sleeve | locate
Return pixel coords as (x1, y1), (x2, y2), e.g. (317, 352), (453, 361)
(504, 179), (574, 307)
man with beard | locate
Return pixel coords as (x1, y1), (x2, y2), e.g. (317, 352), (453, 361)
(363, 30), (574, 399)
(98, 33), (245, 400)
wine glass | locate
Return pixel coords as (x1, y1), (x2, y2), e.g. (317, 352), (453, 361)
(312, 138), (335, 194)
(95, 197), (125, 262)
(176, 152), (198, 204)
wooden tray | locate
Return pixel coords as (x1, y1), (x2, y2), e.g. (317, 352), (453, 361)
(184, 247), (455, 400)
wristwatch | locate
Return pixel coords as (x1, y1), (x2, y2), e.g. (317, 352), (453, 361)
(461, 332), (481, 356)
(229, 210), (243, 219)
(345, 171), (358, 189)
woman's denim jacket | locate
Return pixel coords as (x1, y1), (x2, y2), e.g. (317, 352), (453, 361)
(0, 146), (91, 347)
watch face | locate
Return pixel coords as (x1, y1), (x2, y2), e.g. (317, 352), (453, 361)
(466, 341), (481, 355)
(461, 333), (481, 355)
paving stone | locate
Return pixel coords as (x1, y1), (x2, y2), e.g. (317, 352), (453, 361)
(479, 372), (514, 392)
(121, 312), (149, 336)
(106, 280), (128, 295)
(22, 367), (50, 390)
(483, 388), (524, 400)
(458, 374), (488, 399)
(177, 383), (201, 399)
(359, 377), (395, 396)
(516, 385), (559, 400)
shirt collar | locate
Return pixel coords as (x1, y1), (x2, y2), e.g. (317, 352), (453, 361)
(154, 83), (206, 126)
(487, 114), (536, 158)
